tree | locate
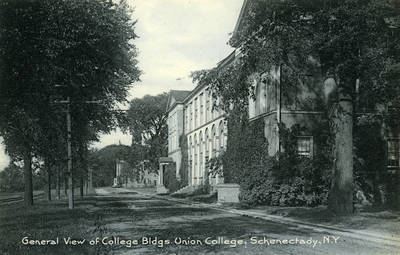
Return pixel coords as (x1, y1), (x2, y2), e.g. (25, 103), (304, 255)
(123, 93), (169, 171)
(88, 145), (131, 187)
(0, 164), (24, 192)
(192, 0), (400, 214)
(0, 0), (140, 207)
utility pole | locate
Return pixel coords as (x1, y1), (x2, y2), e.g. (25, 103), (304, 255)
(53, 91), (101, 209)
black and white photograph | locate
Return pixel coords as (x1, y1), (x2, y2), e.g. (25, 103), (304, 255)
(0, 0), (399, 254)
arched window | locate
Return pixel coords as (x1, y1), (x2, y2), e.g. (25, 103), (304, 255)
(211, 125), (216, 158)
(194, 134), (197, 182)
(205, 89), (210, 122)
(188, 136), (192, 184)
(210, 93), (215, 119)
(205, 128), (209, 167)
(199, 131), (203, 183)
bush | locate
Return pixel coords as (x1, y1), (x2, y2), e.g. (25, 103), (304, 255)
(239, 153), (330, 207)
(164, 163), (183, 193)
(179, 135), (189, 186)
(224, 111), (332, 207)
(191, 183), (211, 196)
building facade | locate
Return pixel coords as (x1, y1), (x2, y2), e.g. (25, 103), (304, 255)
(247, 64), (325, 157)
(235, 0), (400, 181)
(166, 90), (191, 178)
(183, 82), (227, 186)
(166, 79), (228, 187)
(167, 0), (399, 195)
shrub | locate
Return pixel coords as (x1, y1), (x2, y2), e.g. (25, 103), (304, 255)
(190, 183), (211, 196)
(239, 148), (330, 207)
(179, 135), (189, 186)
(223, 110), (332, 207)
(164, 163), (183, 193)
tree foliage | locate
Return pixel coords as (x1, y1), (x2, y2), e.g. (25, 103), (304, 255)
(0, 0), (140, 205)
(88, 145), (131, 187)
(193, 0), (400, 113)
(123, 93), (169, 170)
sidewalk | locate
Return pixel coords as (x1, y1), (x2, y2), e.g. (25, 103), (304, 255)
(217, 204), (400, 248)
(235, 204), (400, 241)
(128, 187), (400, 248)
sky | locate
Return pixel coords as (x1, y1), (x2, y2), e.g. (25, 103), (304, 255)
(0, 0), (243, 171)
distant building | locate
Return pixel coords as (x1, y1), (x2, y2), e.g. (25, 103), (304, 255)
(166, 90), (191, 178)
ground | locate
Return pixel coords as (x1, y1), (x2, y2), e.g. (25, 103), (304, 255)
(0, 187), (399, 255)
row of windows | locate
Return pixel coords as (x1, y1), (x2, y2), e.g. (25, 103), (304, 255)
(187, 121), (226, 184)
(185, 89), (221, 132)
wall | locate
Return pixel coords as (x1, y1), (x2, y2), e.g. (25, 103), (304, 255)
(248, 65), (325, 156)
(184, 85), (227, 186)
(168, 103), (185, 177)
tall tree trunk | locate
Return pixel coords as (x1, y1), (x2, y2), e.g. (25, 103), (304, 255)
(47, 170), (51, 201)
(23, 152), (33, 207)
(328, 86), (354, 215)
(56, 166), (61, 200)
(78, 141), (87, 198)
(46, 158), (51, 201)
(64, 176), (68, 198)
(80, 176), (84, 198)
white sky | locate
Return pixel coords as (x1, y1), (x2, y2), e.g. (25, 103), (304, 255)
(0, 0), (243, 171)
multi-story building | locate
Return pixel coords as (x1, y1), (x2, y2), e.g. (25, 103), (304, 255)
(166, 90), (191, 178)
(235, 0), (400, 169)
(166, 0), (399, 197)
(182, 65), (229, 185)
(166, 56), (231, 186)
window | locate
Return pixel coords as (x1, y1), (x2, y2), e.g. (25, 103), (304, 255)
(194, 141), (198, 178)
(211, 125), (216, 157)
(387, 139), (400, 167)
(194, 98), (198, 128)
(211, 94), (215, 119)
(260, 81), (267, 114)
(199, 140), (203, 178)
(190, 103), (193, 131)
(205, 90), (210, 122)
(185, 109), (188, 132)
(205, 129), (209, 168)
(297, 136), (313, 157)
(200, 93), (204, 125)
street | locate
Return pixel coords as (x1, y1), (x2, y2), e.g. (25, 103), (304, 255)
(89, 188), (399, 255)
(0, 187), (399, 255)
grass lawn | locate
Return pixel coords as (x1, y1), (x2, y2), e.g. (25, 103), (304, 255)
(0, 197), (101, 255)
